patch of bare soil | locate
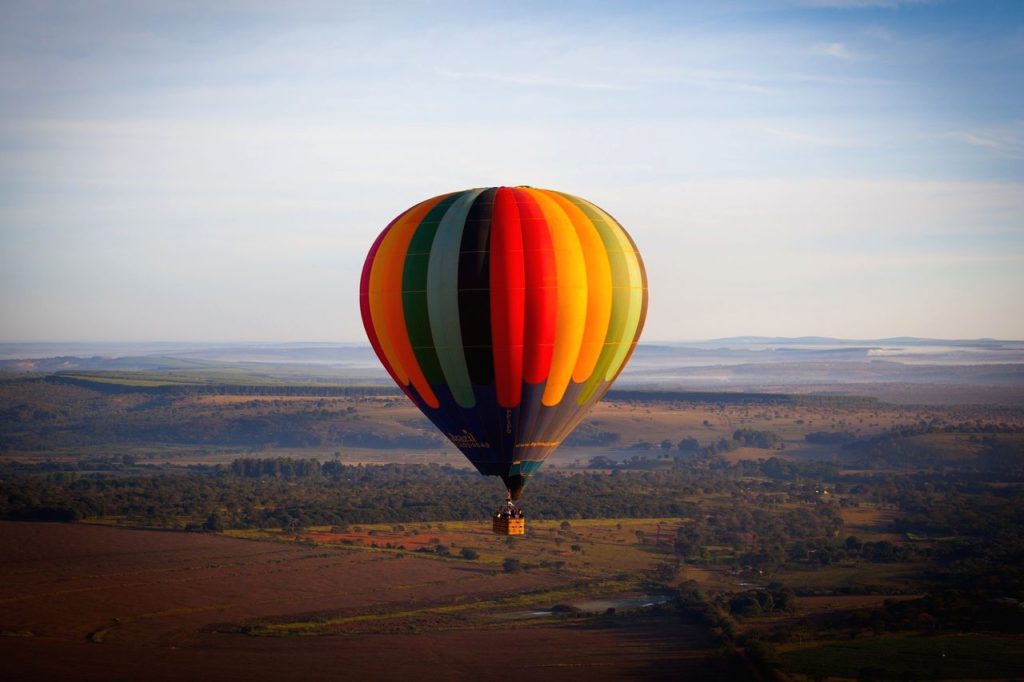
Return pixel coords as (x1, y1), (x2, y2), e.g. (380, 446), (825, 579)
(0, 521), (739, 681)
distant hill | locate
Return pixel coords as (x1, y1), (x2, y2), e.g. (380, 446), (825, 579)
(0, 343), (379, 371)
(3, 339), (1023, 406)
(702, 336), (1012, 348)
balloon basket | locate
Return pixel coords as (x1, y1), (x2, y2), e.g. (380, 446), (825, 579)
(492, 515), (525, 536)
(492, 500), (525, 536)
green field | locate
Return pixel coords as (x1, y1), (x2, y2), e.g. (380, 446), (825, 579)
(781, 633), (1024, 680)
(773, 562), (921, 593)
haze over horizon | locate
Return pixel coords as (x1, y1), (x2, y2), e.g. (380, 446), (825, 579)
(2, 1), (1022, 343)
(2, 335), (1023, 349)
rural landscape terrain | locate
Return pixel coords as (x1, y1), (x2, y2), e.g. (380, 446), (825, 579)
(4, 0), (1022, 679)
(2, 340), (1023, 680)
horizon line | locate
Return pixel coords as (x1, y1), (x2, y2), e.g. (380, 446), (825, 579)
(1, 336), (1021, 346)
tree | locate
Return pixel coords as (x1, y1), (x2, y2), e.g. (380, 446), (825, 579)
(654, 561), (679, 582)
(203, 511), (224, 532)
(733, 428), (781, 449)
(729, 593), (762, 617)
(678, 437), (700, 452)
(502, 557), (522, 573)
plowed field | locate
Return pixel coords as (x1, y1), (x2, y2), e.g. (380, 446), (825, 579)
(0, 521), (741, 681)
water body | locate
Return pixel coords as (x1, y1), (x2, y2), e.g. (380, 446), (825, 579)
(572, 595), (671, 612)
(495, 594), (671, 620)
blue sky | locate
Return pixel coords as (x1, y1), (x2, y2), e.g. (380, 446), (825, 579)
(1, 0), (1022, 342)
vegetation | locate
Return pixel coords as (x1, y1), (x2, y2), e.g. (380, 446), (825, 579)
(2, 372), (1024, 679)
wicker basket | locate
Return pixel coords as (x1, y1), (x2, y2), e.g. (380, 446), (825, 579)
(492, 516), (525, 535)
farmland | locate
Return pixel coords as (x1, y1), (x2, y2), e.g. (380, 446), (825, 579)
(2, 367), (1024, 680)
(0, 520), (739, 682)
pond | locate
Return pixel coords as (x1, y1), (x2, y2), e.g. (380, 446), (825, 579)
(571, 595), (671, 612)
(494, 594), (671, 620)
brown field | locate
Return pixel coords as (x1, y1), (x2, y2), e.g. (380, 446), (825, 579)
(771, 561), (922, 594)
(270, 518), (686, 576)
(792, 593), (922, 617)
(840, 506), (902, 537)
(0, 521), (744, 682)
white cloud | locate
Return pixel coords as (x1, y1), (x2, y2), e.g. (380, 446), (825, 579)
(624, 177), (1024, 339)
(625, 179), (1024, 239)
(760, 127), (856, 147)
(802, 0), (933, 8)
(433, 68), (626, 92)
(814, 42), (855, 60)
(950, 121), (1024, 160)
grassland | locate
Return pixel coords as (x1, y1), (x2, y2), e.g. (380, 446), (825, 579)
(780, 633), (1024, 680)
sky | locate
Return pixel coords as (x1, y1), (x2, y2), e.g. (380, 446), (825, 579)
(1, 0), (1022, 343)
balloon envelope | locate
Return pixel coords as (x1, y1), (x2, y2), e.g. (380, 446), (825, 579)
(360, 187), (647, 498)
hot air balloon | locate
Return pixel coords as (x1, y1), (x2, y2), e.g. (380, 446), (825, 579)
(360, 187), (647, 534)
